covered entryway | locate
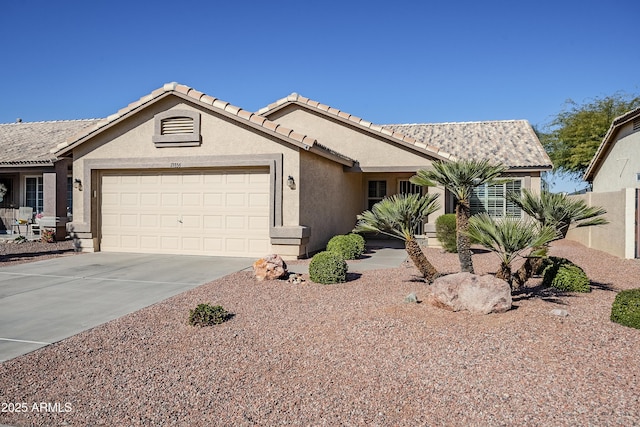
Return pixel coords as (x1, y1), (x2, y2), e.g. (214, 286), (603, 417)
(99, 168), (271, 257)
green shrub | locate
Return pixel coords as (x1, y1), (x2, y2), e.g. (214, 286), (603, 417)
(611, 288), (640, 329)
(188, 303), (232, 327)
(347, 233), (366, 258)
(326, 234), (364, 260)
(552, 264), (591, 292)
(541, 257), (590, 292)
(309, 251), (348, 284)
(435, 214), (457, 253)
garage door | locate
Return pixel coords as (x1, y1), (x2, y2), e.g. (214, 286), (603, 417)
(100, 169), (271, 257)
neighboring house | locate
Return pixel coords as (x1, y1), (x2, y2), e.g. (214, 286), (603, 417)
(0, 119), (100, 236)
(3, 83), (551, 258)
(574, 107), (640, 259)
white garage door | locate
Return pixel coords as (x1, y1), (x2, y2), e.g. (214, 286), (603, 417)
(100, 169), (271, 257)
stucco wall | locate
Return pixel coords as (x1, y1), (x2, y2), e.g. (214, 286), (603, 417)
(565, 190), (635, 259)
(298, 150), (362, 252)
(71, 97), (302, 228)
(268, 106), (434, 170)
(592, 123), (640, 192)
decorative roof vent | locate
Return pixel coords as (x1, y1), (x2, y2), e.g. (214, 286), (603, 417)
(161, 116), (195, 135)
(153, 110), (201, 147)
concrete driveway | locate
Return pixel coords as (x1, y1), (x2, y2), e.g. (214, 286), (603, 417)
(0, 252), (254, 362)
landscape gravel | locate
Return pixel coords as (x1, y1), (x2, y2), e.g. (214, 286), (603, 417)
(1, 239), (639, 426)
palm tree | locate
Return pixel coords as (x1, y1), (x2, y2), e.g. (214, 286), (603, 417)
(509, 189), (608, 238)
(353, 193), (440, 282)
(508, 189), (608, 288)
(465, 214), (558, 289)
(410, 159), (507, 274)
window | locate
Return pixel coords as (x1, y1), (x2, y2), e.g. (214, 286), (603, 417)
(399, 179), (424, 235)
(152, 110), (201, 147)
(67, 176), (73, 215)
(471, 180), (522, 218)
(25, 176), (43, 213)
(367, 181), (386, 210)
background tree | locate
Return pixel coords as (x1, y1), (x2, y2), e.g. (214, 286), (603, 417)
(411, 159), (507, 274)
(541, 92), (640, 178)
(353, 193), (440, 282)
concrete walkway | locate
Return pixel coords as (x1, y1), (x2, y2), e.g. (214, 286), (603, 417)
(288, 240), (410, 275)
(0, 252), (254, 362)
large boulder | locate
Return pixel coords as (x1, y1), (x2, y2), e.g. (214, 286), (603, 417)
(427, 272), (512, 314)
(253, 254), (288, 281)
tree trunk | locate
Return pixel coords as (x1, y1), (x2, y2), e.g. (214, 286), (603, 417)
(512, 248), (548, 290)
(405, 238), (439, 283)
(456, 202), (474, 274)
(495, 262), (512, 289)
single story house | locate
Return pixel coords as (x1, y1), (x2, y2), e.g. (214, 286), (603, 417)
(2, 82), (552, 258)
(0, 119), (100, 236)
(570, 107), (640, 258)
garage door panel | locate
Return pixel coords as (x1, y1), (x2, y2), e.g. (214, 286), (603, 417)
(101, 169), (270, 257)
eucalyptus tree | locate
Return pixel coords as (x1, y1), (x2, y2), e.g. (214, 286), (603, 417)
(410, 159), (507, 274)
(353, 193), (440, 282)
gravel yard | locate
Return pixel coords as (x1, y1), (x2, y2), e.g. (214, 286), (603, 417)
(1, 239), (639, 426)
(0, 239), (76, 267)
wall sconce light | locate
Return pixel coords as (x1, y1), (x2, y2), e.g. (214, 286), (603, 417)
(287, 175), (296, 190)
(74, 178), (83, 191)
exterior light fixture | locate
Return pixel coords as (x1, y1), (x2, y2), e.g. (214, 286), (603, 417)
(74, 178), (83, 191)
(287, 175), (296, 190)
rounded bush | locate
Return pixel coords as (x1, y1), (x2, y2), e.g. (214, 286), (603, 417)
(347, 233), (366, 258)
(188, 303), (232, 327)
(435, 214), (457, 253)
(326, 234), (364, 260)
(309, 251), (348, 284)
(611, 288), (640, 329)
(541, 257), (590, 292)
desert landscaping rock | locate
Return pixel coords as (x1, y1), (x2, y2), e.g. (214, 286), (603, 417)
(252, 253), (288, 281)
(1, 239), (639, 426)
(428, 272), (512, 314)
(550, 308), (570, 317)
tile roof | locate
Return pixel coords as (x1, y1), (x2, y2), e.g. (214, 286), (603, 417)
(257, 93), (455, 162)
(583, 107), (640, 181)
(0, 119), (101, 166)
(55, 83), (355, 167)
(383, 121), (553, 169)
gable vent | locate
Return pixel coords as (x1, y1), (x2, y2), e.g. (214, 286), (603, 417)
(161, 117), (194, 135)
(153, 110), (201, 147)
(633, 118), (640, 132)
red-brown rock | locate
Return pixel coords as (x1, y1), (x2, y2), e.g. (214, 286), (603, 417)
(253, 254), (288, 281)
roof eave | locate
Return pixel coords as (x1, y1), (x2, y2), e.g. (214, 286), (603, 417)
(583, 107), (640, 181)
(259, 96), (454, 163)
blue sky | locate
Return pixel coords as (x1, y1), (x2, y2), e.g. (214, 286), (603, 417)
(1, 0), (638, 192)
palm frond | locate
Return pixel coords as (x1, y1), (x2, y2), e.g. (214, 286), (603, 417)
(410, 159), (507, 202)
(466, 214), (558, 266)
(353, 193), (440, 241)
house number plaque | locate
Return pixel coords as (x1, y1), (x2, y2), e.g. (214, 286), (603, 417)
(170, 162), (182, 168)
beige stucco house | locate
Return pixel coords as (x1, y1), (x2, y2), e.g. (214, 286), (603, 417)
(0, 119), (99, 237)
(573, 107), (640, 258)
(3, 82), (552, 258)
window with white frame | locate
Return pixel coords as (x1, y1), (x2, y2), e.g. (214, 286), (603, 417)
(67, 176), (73, 215)
(367, 180), (387, 210)
(25, 176), (44, 213)
(471, 180), (522, 218)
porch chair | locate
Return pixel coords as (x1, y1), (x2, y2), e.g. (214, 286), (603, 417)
(14, 207), (34, 235)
